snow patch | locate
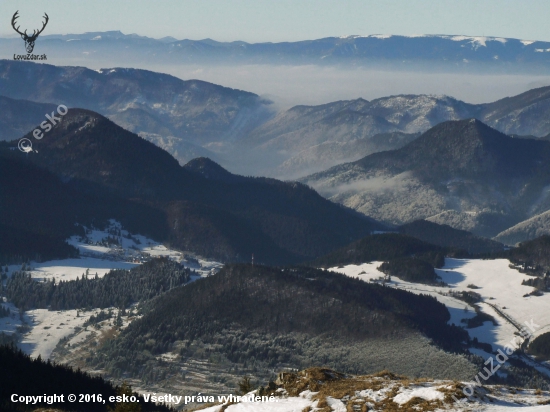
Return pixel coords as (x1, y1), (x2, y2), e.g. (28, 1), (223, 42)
(447, 35), (507, 48)
(223, 397), (312, 411)
(325, 396), (346, 411)
(392, 386), (445, 405)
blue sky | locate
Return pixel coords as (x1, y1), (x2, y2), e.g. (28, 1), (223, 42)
(1, 0), (550, 42)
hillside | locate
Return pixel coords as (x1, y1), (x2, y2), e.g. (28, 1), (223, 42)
(0, 61), (273, 148)
(399, 220), (504, 254)
(312, 233), (446, 266)
(0, 108), (384, 264)
(0, 154), (162, 264)
(503, 235), (550, 278)
(301, 119), (550, 237)
(480, 85), (550, 136)
(83, 264), (476, 390)
(0, 146), (169, 264)
(197, 367), (550, 412)
(311, 232), (455, 284)
(494, 210), (550, 245)
(273, 131), (420, 179)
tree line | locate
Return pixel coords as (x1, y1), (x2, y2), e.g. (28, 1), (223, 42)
(5, 258), (192, 311)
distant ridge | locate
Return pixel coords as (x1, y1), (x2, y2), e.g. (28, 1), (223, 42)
(494, 211), (550, 245)
(3, 32), (550, 70)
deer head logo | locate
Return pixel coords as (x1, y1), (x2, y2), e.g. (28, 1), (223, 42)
(11, 11), (49, 54)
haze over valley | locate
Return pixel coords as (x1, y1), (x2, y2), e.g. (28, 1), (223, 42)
(4, 2), (550, 410)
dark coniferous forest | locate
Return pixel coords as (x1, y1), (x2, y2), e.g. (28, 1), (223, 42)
(4, 258), (191, 310)
(87, 264), (470, 382)
(311, 233), (451, 268)
(0, 344), (172, 412)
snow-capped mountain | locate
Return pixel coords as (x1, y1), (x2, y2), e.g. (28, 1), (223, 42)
(3, 32), (550, 71)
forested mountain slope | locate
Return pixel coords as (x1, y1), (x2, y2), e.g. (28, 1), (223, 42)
(302, 119), (550, 237)
(0, 108), (384, 264)
(89, 264), (476, 384)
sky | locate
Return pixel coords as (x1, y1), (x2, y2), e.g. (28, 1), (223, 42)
(1, 0), (550, 42)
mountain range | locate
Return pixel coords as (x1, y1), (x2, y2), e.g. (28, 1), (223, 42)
(233, 87), (550, 177)
(301, 119), (550, 238)
(5, 51), (550, 403)
(0, 60), (273, 162)
(5, 61), (550, 242)
(3, 31), (550, 71)
(5, 61), (550, 180)
(0, 108), (384, 265)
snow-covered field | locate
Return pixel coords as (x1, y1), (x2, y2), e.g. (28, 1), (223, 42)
(0, 220), (222, 359)
(330, 258), (550, 367)
(19, 308), (93, 359)
(14, 258), (137, 282)
(329, 261), (477, 326)
(438, 259), (550, 343)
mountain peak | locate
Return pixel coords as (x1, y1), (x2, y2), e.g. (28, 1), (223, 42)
(392, 118), (547, 179)
(22, 108), (185, 199)
(434, 117), (493, 135)
(408, 118), (503, 149)
(301, 118), (550, 237)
